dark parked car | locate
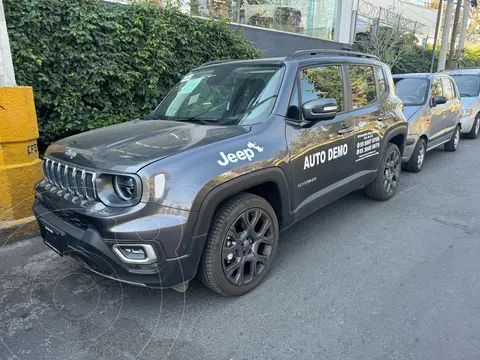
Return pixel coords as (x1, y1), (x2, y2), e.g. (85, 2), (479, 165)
(34, 50), (407, 296)
(393, 73), (462, 172)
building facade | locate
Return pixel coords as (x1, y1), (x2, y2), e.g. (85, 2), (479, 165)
(188, 0), (354, 44)
(105, 0), (440, 55)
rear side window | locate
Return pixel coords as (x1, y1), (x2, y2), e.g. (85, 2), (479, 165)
(299, 65), (345, 112)
(442, 78), (455, 100)
(376, 67), (387, 94)
(349, 65), (377, 108)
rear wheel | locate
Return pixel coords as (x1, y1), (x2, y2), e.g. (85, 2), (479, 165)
(199, 193), (279, 296)
(466, 115), (480, 139)
(404, 137), (426, 173)
(365, 142), (402, 201)
(444, 125), (460, 152)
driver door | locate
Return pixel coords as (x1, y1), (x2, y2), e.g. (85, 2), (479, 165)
(286, 64), (357, 220)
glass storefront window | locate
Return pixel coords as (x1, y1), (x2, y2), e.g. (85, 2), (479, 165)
(190, 0), (342, 42)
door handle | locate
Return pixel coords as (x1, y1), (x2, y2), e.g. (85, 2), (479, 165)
(377, 115), (389, 121)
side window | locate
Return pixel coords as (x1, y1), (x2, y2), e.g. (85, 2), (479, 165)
(375, 67), (387, 94)
(431, 78), (443, 102)
(299, 65), (344, 112)
(349, 65), (377, 108)
(442, 78), (454, 100)
(286, 81), (300, 120)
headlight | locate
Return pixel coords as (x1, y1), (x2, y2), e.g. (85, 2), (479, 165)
(96, 173), (142, 207)
(463, 109), (474, 117)
(113, 175), (136, 201)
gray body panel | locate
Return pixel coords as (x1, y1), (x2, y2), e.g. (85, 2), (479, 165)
(393, 73), (462, 162)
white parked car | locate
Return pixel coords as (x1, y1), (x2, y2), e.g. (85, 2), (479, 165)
(444, 69), (480, 139)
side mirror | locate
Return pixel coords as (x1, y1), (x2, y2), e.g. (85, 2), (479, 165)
(432, 95), (447, 106)
(302, 98), (338, 121)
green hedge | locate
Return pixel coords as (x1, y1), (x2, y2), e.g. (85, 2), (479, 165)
(392, 45), (480, 74)
(392, 46), (435, 74)
(5, 0), (260, 148)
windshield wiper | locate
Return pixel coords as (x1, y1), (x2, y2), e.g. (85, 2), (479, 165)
(173, 116), (219, 125)
(244, 95), (278, 115)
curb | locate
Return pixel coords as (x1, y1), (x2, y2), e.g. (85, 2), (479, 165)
(0, 216), (39, 244)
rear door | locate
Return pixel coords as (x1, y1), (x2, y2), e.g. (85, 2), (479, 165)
(441, 77), (461, 135)
(428, 77), (448, 147)
(349, 64), (385, 174)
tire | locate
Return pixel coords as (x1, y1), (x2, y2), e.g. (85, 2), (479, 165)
(444, 125), (461, 152)
(465, 115), (480, 139)
(199, 193), (279, 296)
(404, 137), (427, 173)
(365, 142), (402, 201)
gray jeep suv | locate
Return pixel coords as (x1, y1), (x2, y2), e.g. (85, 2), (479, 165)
(33, 50), (408, 296)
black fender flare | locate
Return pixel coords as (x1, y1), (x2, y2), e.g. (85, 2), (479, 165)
(383, 123), (408, 154)
(192, 167), (293, 238)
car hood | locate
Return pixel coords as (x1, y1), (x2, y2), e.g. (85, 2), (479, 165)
(460, 97), (476, 109)
(46, 119), (250, 172)
(403, 105), (423, 121)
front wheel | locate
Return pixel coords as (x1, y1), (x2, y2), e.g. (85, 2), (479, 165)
(365, 142), (402, 201)
(404, 137), (426, 173)
(466, 115), (480, 139)
(199, 193), (279, 296)
(444, 125), (461, 152)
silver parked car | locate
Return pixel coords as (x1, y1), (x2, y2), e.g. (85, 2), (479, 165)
(444, 69), (480, 139)
(393, 73), (462, 172)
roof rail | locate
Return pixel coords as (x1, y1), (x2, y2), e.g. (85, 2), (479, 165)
(286, 49), (380, 61)
(200, 59), (235, 67)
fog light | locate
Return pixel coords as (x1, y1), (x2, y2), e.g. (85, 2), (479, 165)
(112, 244), (158, 264)
(120, 247), (146, 260)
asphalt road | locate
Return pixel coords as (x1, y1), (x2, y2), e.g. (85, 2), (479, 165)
(2, 137), (480, 360)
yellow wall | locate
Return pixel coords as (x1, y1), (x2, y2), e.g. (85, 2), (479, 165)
(0, 87), (42, 221)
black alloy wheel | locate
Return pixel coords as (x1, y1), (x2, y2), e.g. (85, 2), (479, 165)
(199, 193), (279, 296)
(222, 208), (274, 286)
(383, 149), (401, 195)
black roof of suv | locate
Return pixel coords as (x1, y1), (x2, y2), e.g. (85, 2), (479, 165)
(34, 49), (408, 296)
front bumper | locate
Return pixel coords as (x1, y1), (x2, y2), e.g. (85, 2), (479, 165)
(461, 114), (476, 133)
(402, 134), (419, 162)
(33, 190), (206, 288)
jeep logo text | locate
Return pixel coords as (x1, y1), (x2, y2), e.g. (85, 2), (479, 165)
(66, 148), (77, 159)
(217, 142), (264, 166)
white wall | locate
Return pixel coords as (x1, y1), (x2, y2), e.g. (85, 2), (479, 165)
(365, 0), (438, 37)
(337, 0), (355, 44)
(0, 0), (16, 86)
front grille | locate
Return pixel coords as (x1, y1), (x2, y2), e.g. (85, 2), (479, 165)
(67, 167), (74, 188)
(75, 170), (85, 196)
(85, 173), (95, 199)
(43, 158), (97, 200)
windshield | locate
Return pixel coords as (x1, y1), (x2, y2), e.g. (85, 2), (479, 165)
(148, 64), (285, 125)
(394, 78), (430, 106)
(451, 74), (480, 97)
